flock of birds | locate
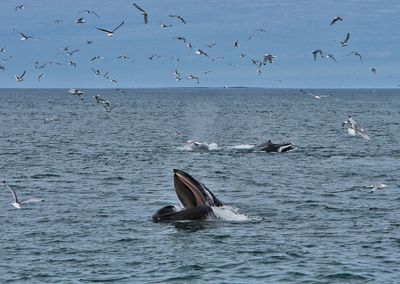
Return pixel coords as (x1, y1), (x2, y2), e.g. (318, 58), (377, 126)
(1, 4), (391, 208)
(0, 3), (391, 89)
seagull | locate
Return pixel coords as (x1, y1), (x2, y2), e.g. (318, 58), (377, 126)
(188, 75), (199, 84)
(86, 40), (94, 44)
(350, 51), (363, 63)
(91, 68), (102, 76)
(54, 19), (63, 24)
(195, 49), (208, 57)
(342, 116), (370, 140)
(0, 65), (5, 71)
(370, 67), (377, 75)
(66, 49), (79, 56)
(90, 55), (105, 62)
(234, 40), (240, 48)
(17, 32), (33, 40)
(80, 10), (100, 17)
(3, 181), (43, 209)
(341, 33), (350, 47)
(133, 3), (148, 24)
(263, 54), (276, 64)
(68, 88), (84, 101)
(160, 24), (172, 28)
(169, 14), (186, 24)
(240, 53), (246, 58)
(75, 17), (86, 24)
(206, 43), (217, 48)
(117, 55), (129, 59)
(367, 183), (387, 193)
(96, 21), (124, 37)
(67, 61), (77, 67)
(175, 36), (187, 42)
(94, 95), (106, 104)
(325, 53), (336, 61)
(15, 5), (25, 11)
(14, 70), (26, 82)
(312, 50), (324, 61)
(330, 16), (343, 25)
(186, 42), (193, 49)
(0, 47), (5, 53)
(38, 73), (45, 81)
(300, 89), (328, 99)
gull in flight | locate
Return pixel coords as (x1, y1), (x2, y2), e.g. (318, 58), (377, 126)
(350, 51), (363, 63)
(367, 183), (387, 193)
(3, 181), (43, 209)
(325, 53), (336, 61)
(96, 21), (124, 37)
(0, 47), (6, 53)
(330, 16), (343, 25)
(14, 70), (26, 82)
(263, 54), (276, 64)
(300, 89), (328, 99)
(38, 73), (45, 81)
(75, 17), (86, 24)
(68, 88), (84, 101)
(161, 24), (172, 28)
(80, 10), (100, 17)
(175, 36), (187, 42)
(188, 75), (199, 84)
(195, 49), (208, 57)
(133, 3), (148, 24)
(341, 33), (350, 47)
(234, 40), (240, 48)
(206, 43), (217, 48)
(169, 14), (186, 24)
(15, 5), (25, 11)
(66, 49), (79, 56)
(342, 116), (370, 140)
(370, 67), (377, 75)
(17, 31), (33, 40)
(312, 49), (324, 61)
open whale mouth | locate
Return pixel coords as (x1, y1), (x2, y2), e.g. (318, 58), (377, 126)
(173, 169), (224, 209)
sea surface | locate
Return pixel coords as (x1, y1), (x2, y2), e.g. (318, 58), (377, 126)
(0, 88), (399, 283)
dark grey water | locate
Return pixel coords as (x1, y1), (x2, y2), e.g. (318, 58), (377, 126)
(0, 88), (399, 283)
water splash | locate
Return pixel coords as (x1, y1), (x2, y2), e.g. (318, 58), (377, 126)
(228, 144), (255, 150)
(211, 206), (250, 221)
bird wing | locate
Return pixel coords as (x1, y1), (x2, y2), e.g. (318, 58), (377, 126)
(133, 3), (146, 13)
(144, 14), (148, 24)
(21, 198), (43, 204)
(90, 10), (100, 17)
(21, 70), (26, 78)
(344, 33), (350, 43)
(96, 27), (112, 34)
(112, 21), (125, 32)
(4, 182), (19, 203)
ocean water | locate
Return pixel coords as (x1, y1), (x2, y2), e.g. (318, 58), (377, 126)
(0, 88), (399, 283)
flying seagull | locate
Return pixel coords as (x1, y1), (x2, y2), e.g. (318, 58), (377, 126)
(342, 116), (370, 140)
(75, 17), (86, 24)
(370, 67), (377, 75)
(350, 51), (363, 63)
(80, 10), (100, 17)
(341, 33), (350, 47)
(96, 21), (124, 37)
(169, 14), (186, 24)
(3, 181), (43, 209)
(160, 24), (172, 28)
(234, 40), (239, 48)
(325, 53), (336, 61)
(68, 88), (84, 101)
(38, 73), (45, 81)
(133, 3), (148, 24)
(66, 49), (79, 56)
(15, 5), (25, 11)
(312, 49), (324, 61)
(17, 32), (33, 40)
(195, 49), (208, 57)
(14, 70), (26, 82)
(263, 54), (276, 64)
(330, 16), (343, 25)
(300, 89), (328, 99)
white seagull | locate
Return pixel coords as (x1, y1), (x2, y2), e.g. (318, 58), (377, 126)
(367, 183), (387, 193)
(133, 3), (148, 24)
(75, 17), (86, 24)
(342, 116), (370, 140)
(263, 54), (276, 64)
(14, 70), (26, 82)
(18, 32), (33, 40)
(3, 181), (43, 209)
(96, 21), (124, 37)
(68, 88), (84, 101)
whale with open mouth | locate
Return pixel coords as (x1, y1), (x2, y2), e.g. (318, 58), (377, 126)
(152, 169), (224, 222)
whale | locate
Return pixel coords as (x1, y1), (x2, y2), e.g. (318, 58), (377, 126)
(152, 169), (224, 222)
(255, 140), (294, 153)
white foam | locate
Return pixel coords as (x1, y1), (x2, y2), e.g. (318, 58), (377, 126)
(208, 142), (219, 150)
(211, 205), (250, 221)
(229, 144), (255, 150)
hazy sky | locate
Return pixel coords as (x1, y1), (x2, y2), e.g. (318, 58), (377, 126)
(0, 0), (399, 88)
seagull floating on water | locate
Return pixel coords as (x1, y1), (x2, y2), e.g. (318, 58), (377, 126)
(96, 21), (124, 37)
(3, 181), (43, 209)
(367, 183), (387, 193)
(342, 116), (370, 140)
(133, 3), (148, 24)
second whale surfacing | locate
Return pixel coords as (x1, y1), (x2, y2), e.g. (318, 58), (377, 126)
(255, 140), (294, 153)
(152, 169), (224, 222)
